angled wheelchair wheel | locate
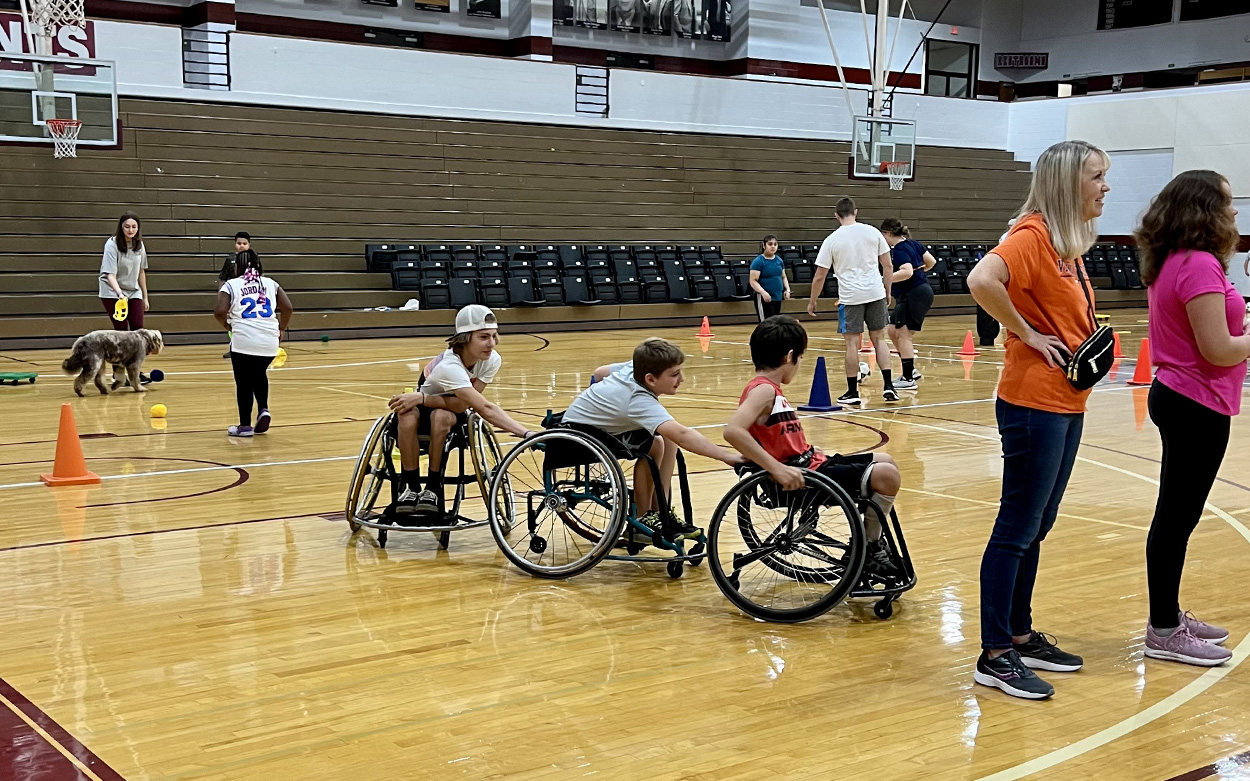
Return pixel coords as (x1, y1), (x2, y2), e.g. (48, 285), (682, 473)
(487, 429), (626, 579)
(468, 412), (515, 534)
(346, 414), (393, 533)
(707, 470), (866, 623)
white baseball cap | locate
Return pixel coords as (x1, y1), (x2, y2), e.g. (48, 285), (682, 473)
(454, 304), (497, 335)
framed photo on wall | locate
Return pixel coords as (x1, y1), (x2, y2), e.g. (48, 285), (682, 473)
(414, 0), (450, 12)
(642, 0), (671, 34)
(610, 0), (642, 32)
(574, 0), (608, 28)
(703, 0), (729, 40)
(466, 0), (501, 18)
(672, 0), (697, 37)
(554, 0), (575, 25)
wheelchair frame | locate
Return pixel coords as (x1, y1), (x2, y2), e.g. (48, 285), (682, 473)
(706, 466), (916, 623)
(346, 410), (514, 549)
(486, 425), (706, 579)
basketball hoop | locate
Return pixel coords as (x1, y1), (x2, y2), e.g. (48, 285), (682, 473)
(881, 161), (910, 191)
(46, 118), (82, 158)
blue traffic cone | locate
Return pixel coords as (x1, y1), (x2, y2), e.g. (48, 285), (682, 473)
(798, 357), (842, 412)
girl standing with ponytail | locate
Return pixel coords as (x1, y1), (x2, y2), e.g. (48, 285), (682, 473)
(214, 251), (294, 438)
(879, 218), (936, 390)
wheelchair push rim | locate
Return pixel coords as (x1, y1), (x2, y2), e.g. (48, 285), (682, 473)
(707, 469), (866, 623)
(487, 428), (627, 578)
(468, 411), (516, 535)
(346, 413), (391, 533)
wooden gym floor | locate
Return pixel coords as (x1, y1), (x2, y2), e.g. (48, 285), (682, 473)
(2, 310), (1250, 781)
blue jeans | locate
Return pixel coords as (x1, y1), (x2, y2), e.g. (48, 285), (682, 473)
(980, 398), (1084, 649)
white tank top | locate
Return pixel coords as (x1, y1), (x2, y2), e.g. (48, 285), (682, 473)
(223, 276), (281, 356)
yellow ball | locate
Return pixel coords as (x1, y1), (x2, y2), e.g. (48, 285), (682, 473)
(150, 403), (167, 418)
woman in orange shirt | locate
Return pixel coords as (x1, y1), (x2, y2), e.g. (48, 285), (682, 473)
(966, 140), (1110, 700)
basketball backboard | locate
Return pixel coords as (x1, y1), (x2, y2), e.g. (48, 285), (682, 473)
(850, 115), (915, 180)
(0, 51), (118, 147)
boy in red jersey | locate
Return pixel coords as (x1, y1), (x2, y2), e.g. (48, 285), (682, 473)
(724, 315), (904, 576)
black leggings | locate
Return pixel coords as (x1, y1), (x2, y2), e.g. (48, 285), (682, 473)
(1145, 379), (1230, 629)
(754, 295), (782, 322)
(230, 352), (273, 427)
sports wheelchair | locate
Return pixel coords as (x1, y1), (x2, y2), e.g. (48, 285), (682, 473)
(485, 416), (705, 579)
(346, 410), (515, 549)
(705, 465), (915, 623)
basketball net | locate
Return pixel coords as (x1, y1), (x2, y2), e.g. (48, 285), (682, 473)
(46, 118), (82, 158)
(883, 161), (909, 191)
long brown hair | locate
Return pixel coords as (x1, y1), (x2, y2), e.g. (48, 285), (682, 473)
(114, 212), (143, 254)
(1135, 170), (1239, 286)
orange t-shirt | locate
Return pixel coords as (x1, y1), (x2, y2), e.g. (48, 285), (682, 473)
(993, 213), (1097, 414)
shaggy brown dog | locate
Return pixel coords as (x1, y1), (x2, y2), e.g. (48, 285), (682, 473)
(62, 329), (164, 396)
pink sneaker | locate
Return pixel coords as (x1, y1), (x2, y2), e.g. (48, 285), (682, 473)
(1145, 623), (1231, 667)
(1180, 611), (1229, 645)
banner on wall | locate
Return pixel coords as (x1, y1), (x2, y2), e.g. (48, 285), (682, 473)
(702, 0), (730, 41)
(465, 0), (501, 18)
(414, 0), (450, 13)
(0, 11), (95, 57)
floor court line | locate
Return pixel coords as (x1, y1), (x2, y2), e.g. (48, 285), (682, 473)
(844, 411), (1250, 781)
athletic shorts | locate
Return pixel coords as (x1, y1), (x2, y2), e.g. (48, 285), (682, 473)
(802, 452), (875, 499)
(890, 284), (934, 332)
(839, 298), (888, 334)
(415, 405), (469, 439)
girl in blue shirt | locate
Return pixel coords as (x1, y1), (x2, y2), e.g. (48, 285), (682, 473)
(880, 219), (936, 389)
(749, 234), (790, 322)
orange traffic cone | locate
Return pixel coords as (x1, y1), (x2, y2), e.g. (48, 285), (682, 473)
(1127, 338), (1153, 386)
(40, 404), (101, 486)
(956, 330), (980, 356)
(697, 316), (714, 338)
(1113, 332), (1125, 359)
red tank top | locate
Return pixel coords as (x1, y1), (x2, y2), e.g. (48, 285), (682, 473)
(739, 376), (826, 468)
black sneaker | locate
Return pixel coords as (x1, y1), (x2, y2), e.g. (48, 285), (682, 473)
(863, 537), (901, 578)
(1013, 631), (1084, 672)
(394, 487), (419, 514)
(882, 388), (900, 402)
(837, 391), (862, 405)
(973, 649), (1054, 699)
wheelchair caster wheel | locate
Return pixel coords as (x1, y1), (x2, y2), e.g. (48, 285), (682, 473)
(689, 542), (705, 566)
(873, 599), (894, 620)
(667, 560), (683, 579)
(529, 536), (547, 554)
(438, 531), (451, 550)
(378, 529), (388, 549)
(625, 543), (644, 556)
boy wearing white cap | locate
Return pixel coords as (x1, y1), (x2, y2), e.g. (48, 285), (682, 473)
(388, 305), (532, 516)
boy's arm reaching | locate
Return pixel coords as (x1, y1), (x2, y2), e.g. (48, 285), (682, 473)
(592, 364), (613, 382)
(656, 420), (745, 467)
(451, 384), (532, 438)
(722, 385), (806, 491)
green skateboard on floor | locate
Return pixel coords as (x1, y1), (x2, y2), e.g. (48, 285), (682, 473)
(0, 372), (37, 385)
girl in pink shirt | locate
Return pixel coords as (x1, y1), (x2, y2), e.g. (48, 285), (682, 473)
(1138, 170), (1249, 667)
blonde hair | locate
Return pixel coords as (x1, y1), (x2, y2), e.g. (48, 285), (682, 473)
(632, 338), (685, 384)
(1014, 140), (1110, 260)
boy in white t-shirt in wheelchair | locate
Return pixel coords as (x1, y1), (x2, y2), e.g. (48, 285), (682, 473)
(386, 305), (532, 517)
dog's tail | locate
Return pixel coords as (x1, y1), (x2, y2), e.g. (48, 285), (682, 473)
(62, 340), (87, 374)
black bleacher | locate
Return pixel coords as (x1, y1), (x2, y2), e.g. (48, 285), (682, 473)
(369, 238), (1140, 309)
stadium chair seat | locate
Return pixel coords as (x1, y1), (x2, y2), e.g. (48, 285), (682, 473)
(641, 272), (669, 303)
(823, 275), (839, 298)
(591, 277), (620, 304)
(420, 259), (450, 281)
(701, 246), (726, 271)
(1109, 261), (1128, 289)
(509, 245), (540, 265)
(689, 273), (717, 300)
(420, 278), (452, 309)
(617, 276), (643, 304)
(562, 274), (598, 305)
(481, 245), (509, 266)
(680, 246), (706, 274)
(452, 245), (479, 265)
(713, 273), (740, 301)
(662, 263), (699, 302)
(452, 259), (478, 279)
(730, 257), (752, 296)
(538, 274), (565, 305)
(507, 275), (543, 306)
(558, 245), (586, 271)
(366, 243), (415, 273)
(634, 247), (659, 273)
(449, 277), (478, 307)
(480, 274), (508, 307)
(391, 263), (421, 291)
(423, 245), (454, 264)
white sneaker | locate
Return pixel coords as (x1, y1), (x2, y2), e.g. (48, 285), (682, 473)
(415, 489), (440, 514)
(858, 362), (871, 382)
(893, 377), (918, 390)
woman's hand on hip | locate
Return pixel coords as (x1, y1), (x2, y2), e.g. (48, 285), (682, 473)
(1022, 329), (1070, 369)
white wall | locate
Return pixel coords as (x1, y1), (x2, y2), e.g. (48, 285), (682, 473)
(983, 0), (1250, 83)
(1099, 150), (1173, 236)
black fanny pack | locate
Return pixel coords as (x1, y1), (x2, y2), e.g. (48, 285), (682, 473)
(1063, 262), (1115, 390)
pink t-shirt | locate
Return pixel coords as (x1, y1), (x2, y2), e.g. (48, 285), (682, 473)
(1147, 250), (1246, 416)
